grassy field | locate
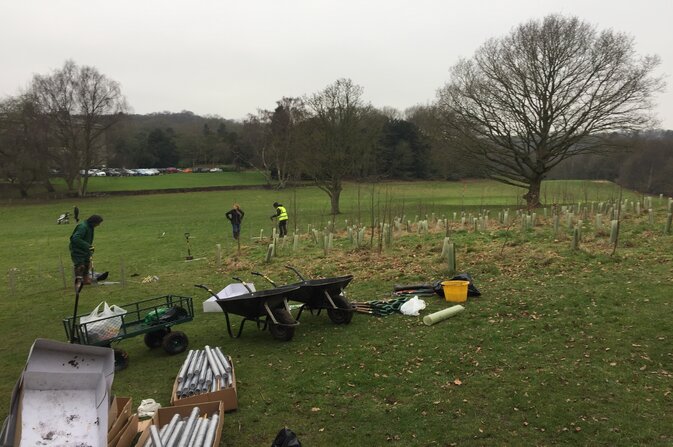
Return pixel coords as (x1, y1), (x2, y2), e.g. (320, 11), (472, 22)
(0, 171), (269, 199)
(0, 179), (671, 446)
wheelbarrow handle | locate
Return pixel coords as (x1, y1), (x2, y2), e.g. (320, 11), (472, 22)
(251, 271), (277, 287)
(194, 284), (219, 298)
(232, 277), (254, 293)
(284, 265), (306, 281)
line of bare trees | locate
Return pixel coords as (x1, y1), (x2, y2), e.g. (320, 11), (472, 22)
(1, 14), (667, 208)
(232, 78), (438, 213)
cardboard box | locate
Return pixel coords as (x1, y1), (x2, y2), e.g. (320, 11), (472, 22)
(15, 371), (108, 447)
(108, 414), (137, 447)
(25, 338), (115, 389)
(170, 357), (238, 412)
(108, 396), (119, 431)
(136, 401), (224, 447)
(137, 418), (152, 433)
(107, 397), (132, 442)
(1, 339), (115, 447)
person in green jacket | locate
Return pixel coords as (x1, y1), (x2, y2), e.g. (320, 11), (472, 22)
(69, 214), (103, 285)
(270, 202), (289, 237)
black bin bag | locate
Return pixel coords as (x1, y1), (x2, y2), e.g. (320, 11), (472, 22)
(271, 428), (302, 447)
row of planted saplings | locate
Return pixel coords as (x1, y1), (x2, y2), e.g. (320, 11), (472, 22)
(174, 346), (232, 399)
(262, 198), (671, 261)
(144, 406), (219, 447)
(277, 196), (671, 238)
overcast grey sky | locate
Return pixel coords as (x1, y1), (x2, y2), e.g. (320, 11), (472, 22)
(1, 0), (671, 128)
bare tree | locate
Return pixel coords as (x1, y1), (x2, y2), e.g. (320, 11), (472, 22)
(0, 95), (52, 197)
(236, 98), (307, 188)
(437, 15), (664, 208)
(302, 78), (373, 214)
(238, 112), (274, 186)
(31, 60), (128, 196)
(268, 97), (306, 188)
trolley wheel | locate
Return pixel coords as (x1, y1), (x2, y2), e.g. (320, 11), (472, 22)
(114, 349), (129, 371)
(144, 328), (170, 349)
(162, 331), (189, 355)
(327, 294), (354, 324)
(268, 309), (296, 342)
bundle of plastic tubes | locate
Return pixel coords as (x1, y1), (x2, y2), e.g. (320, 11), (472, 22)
(174, 346), (233, 399)
(143, 406), (220, 447)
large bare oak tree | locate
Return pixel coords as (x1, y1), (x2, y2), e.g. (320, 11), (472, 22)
(438, 15), (664, 208)
(31, 60), (128, 196)
(302, 78), (374, 214)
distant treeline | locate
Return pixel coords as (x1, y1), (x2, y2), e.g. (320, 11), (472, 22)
(108, 111), (673, 195)
(548, 131), (673, 196)
(106, 108), (463, 181)
(2, 107), (672, 198)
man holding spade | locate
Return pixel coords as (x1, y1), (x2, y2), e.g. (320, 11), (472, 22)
(270, 202), (288, 237)
(69, 214), (103, 286)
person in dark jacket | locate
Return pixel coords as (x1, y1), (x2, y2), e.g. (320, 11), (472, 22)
(225, 203), (245, 239)
(73, 205), (80, 222)
(270, 202), (288, 237)
(69, 214), (103, 285)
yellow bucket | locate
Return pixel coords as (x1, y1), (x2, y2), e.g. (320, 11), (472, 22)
(441, 280), (469, 303)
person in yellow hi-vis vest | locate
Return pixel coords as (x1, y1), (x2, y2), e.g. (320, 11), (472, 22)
(270, 201), (289, 237)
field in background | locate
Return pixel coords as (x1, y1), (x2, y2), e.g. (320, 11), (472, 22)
(0, 171), (269, 199)
(0, 180), (671, 446)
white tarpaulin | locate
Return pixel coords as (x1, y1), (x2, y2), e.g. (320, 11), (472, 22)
(203, 282), (256, 312)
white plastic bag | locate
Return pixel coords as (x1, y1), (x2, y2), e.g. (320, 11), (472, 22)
(137, 399), (161, 418)
(79, 302), (127, 343)
(400, 296), (427, 316)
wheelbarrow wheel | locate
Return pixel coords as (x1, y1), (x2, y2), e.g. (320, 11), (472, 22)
(144, 328), (170, 349)
(162, 331), (189, 355)
(327, 294), (354, 324)
(114, 349), (129, 371)
(268, 310), (296, 342)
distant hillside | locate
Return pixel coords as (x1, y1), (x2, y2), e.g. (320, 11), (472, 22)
(106, 111), (245, 169)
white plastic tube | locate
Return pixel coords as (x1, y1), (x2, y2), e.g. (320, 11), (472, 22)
(204, 346), (224, 379)
(177, 350), (195, 383)
(422, 305), (465, 326)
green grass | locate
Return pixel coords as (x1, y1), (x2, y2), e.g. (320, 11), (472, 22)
(0, 180), (671, 446)
(1, 171), (268, 198)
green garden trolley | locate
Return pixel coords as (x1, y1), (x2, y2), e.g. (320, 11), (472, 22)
(63, 294), (194, 370)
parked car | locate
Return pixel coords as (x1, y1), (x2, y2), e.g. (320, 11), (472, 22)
(209, 167), (223, 172)
(165, 167), (181, 174)
(105, 168), (122, 177)
(136, 168), (160, 176)
(83, 169), (105, 176)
